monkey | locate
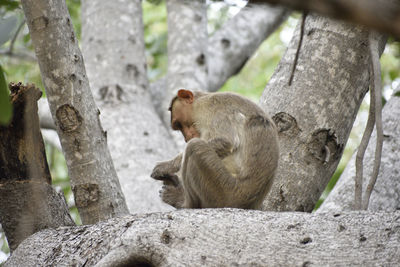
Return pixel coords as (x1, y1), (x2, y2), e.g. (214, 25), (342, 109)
(151, 89), (279, 209)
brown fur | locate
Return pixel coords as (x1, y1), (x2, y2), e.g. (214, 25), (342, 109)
(151, 90), (279, 209)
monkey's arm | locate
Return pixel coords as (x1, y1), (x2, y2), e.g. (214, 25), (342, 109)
(208, 137), (233, 158)
(151, 153), (182, 186)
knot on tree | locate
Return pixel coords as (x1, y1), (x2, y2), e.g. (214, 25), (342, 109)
(307, 129), (343, 164)
(56, 104), (82, 132)
(272, 112), (301, 136)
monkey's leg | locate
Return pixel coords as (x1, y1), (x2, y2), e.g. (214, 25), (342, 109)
(181, 138), (236, 208)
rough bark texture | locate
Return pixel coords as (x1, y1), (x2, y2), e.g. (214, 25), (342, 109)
(0, 83), (74, 251)
(251, 0), (400, 38)
(166, 0), (207, 92)
(5, 210), (400, 266)
(81, 0), (177, 213)
(208, 3), (289, 92)
(319, 89), (400, 212)
(260, 14), (386, 212)
(21, 0), (129, 224)
(163, 0), (208, 127)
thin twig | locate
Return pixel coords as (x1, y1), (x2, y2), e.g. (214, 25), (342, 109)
(288, 12), (307, 86)
(7, 19), (26, 55)
(362, 31), (384, 210)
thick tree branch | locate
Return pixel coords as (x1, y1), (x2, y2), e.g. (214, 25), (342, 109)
(208, 3), (289, 92)
(250, 0), (400, 38)
(260, 13), (386, 212)
(5, 210), (400, 266)
(81, 0), (177, 213)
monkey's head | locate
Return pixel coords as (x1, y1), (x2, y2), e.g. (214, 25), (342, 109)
(169, 89), (201, 142)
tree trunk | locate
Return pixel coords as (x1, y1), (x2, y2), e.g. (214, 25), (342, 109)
(5, 209), (400, 266)
(0, 83), (74, 252)
(260, 14), (386, 212)
(319, 88), (400, 212)
(81, 0), (177, 213)
(21, 0), (129, 224)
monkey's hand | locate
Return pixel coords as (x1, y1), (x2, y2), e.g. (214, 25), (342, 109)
(151, 155), (182, 182)
(160, 181), (184, 208)
(208, 137), (233, 158)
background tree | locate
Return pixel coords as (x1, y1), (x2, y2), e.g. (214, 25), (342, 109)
(0, 0), (399, 265)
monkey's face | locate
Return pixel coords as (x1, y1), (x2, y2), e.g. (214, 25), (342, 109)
(170, 99), (200, 142)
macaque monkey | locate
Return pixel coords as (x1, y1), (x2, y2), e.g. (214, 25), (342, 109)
(151, 89), (279, 209)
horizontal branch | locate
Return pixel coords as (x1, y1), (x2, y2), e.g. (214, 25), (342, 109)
(250, 0), (400, 38)
(6, 209), (400, 266)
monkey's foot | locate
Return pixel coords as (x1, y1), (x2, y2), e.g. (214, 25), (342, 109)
(160, 184), (184, 209)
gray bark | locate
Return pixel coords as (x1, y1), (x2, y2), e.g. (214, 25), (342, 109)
(5, 210), (400, 266)
(166, 0), (208, 93)
(260, 14), (386, 212)
(319, 89), (400, 212)
(160, 0), (209, 148)
(81, 0), (177, 213)
(21, 0), (129, 224)
(250, 0), (400, 38)
(208, 3), (289, 92)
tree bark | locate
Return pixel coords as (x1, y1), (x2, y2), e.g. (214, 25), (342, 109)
(319, 89), (400, 212)
(166, 0), (208, 93)
(21, 0), (129, 224)
(260, 14), (386, 212)
(0, 83), (74, 252)
(250, 0), (400, 38)
(81, 0), (177, 213)
(208, 3), (289, 92)
(5, 210), (400, 266)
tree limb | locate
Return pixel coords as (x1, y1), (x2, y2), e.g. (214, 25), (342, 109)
(208, 3), (289, 92)
(250, 0), (400, 38)
(5, 210), (400, 266)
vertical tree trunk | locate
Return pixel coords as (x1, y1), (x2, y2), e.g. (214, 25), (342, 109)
(0, 83), (74, 252)
(81, 0), (177, 213)
(21, 0), (129, 224)
(260, 14), (386, 212)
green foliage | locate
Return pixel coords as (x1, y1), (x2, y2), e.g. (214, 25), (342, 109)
(143, 1), (168, 80)
(0, 65), (12, 125)
(66, 0), (81, 41)
(0, 0), (19, 12)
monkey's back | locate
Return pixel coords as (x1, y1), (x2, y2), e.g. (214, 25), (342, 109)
(193, 92), (279, 209)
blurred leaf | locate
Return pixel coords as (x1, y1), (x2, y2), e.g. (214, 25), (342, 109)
(146, 0), (163, 5)
(0, 65), (12, 125)
(0, 15), (18, 46)
(0, 0), (19, 11)
(23, 32), (30, 43)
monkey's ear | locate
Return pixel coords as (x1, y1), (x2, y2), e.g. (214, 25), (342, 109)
(177, 89), (194, 103)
